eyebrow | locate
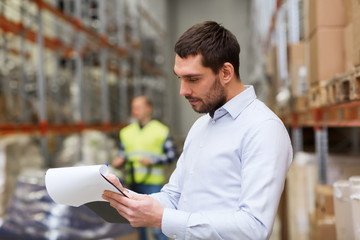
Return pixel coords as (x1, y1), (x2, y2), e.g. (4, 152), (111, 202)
(173, 70), (202, 79)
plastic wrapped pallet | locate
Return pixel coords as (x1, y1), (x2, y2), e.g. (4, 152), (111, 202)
(0, 170), (134, 239)
(0, 135), (44, 217)
(55, 130), (118, 168)
(333, 180), (354, 240)
(286, 151), (318, 240)
(350, 176), (360, 240)
(287, 152), (360, 240)
(0, 143), (6, 217)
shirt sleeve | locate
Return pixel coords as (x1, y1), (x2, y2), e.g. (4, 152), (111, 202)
(152, 135), (176, 164)
(117, 139), (126, 158)
(153, 119), (293, 240)
(151, 153), (184, 208)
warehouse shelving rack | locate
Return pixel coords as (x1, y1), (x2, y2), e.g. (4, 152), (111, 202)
(0, 0), (168, 166)
(259, 0), (360, 239)
(281, 65), (360, 185)
(285, 99), (360, 184)
(262, 0), (360, 184)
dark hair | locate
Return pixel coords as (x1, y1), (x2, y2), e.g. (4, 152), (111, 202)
(143, 96), (153, 108)
(174, 21), (240, 78)
(134, 95), (153, 108)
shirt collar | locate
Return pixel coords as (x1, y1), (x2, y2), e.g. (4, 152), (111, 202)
(212, 85), (257, 120)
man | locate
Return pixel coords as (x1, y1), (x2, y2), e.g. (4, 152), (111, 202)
(104, 21), (293, 240)
(112, 96), (175, 240)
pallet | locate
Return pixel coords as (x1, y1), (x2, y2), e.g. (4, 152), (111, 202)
(350, 67), (360, 100)
(291, 95), (309, 113)
(337, 73), (352, 103)
(297, 67), (360, 110)
(309, 67), (360, 107)
(324, 77), (338, 105)
(321, 73), (353, 106)
(309, 84), (322, 108)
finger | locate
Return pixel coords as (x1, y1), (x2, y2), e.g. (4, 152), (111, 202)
(104, 195), (142, 226)
(103, 190), (134, 208)
(106, 197), (132, 221)
(105, 174), (124, 190)
(102, 192), (131, 215)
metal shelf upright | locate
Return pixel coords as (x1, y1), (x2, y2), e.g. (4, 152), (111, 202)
(288, 100), (360, 183)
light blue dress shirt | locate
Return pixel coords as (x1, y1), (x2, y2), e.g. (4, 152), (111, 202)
(152, 86), (293, 240)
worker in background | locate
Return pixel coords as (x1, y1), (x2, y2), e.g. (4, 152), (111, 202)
(104, 21), (293, 240)
(112, 95), (176, 240)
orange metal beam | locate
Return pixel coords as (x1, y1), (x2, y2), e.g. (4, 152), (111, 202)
(0, 14), (72, 53)
(291, 100), (360, 128)
(29, 0), (126, 57)
(0, 122), (127, 135)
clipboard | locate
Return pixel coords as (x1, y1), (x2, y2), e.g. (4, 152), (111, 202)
(45, 164), (129, 223)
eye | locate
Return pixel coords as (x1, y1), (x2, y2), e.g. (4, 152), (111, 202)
(188, 78), (199, 82)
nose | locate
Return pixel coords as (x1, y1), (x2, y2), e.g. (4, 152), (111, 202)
(179, 80), (191, 96)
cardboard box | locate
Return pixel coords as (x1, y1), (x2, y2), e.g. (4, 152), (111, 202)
(353, 0), (360, 66)
(344, 23), (355, 71)
(307, 0), (346, 37)
(265, 46), (281, 110)
(302, 0), (310, 40)
(315, 184), (334, 220)
(292, 96), (309, 112)
(315, 219), (337, 240)
(344, 0), (353, 25)
(288, 43), (306, 96)
(265, 47), (277, 78)
(308, 28), (345, 85)
(310, 210), (336, 240)
(288, 43), (306, 67)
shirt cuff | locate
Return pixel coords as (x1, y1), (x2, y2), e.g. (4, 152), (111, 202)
(162, 208), (189, 239)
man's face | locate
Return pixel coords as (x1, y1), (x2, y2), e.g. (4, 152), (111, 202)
(174, 54), (226, 116)
(131, 98), (151, 122)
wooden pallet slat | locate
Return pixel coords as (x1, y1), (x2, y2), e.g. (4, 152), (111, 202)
(309, 84), (321, 108)
(350, 67), (360, 101)
(338, 73), (351, 102)
(325, 78), (337, 105)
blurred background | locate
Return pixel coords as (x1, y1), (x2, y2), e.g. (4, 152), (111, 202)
(0, 0), (359, 239)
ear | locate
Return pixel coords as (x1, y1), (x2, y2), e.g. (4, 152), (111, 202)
(146, 105), (152, 115)
(220, 62), (234, 85)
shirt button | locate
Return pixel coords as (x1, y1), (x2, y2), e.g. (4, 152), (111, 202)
(173, 235), (177, 238)
(212, 120), (216, 124)
(183, 198), (187, 202)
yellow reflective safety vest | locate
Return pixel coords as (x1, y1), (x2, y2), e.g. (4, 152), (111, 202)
(120, 120), (169, 186)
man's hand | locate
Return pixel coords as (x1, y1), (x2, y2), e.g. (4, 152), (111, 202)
(112, 157), (125, 168)
(140, 157), (153, 166)
(105, 173), (127, 193)
(102, 189), (164, 229)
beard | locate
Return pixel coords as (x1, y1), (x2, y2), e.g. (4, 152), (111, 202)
(187, 76), (227, 117)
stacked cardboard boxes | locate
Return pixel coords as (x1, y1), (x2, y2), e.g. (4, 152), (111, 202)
(288, 42), (308, 112)
(352, 0), (360, 67)
(344, 0), (355, 71)
(304, 0), (346, 107)
(280, 0), (360, 112)
(266, 46), (279, 111)
(310, 185), (336, 240)
(343, 0), (360, 71)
